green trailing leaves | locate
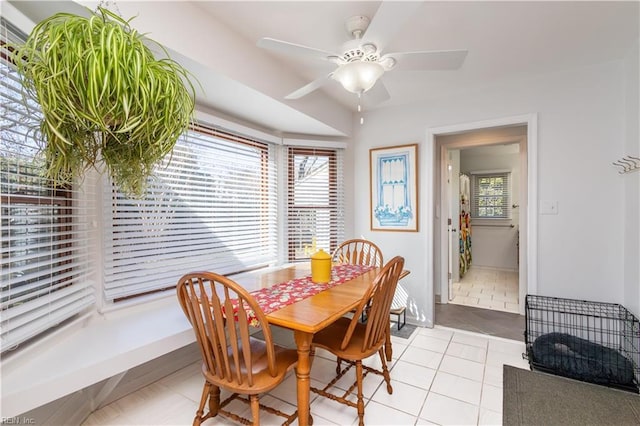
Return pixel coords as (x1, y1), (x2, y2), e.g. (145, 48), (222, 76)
(12, 7), (195, 197)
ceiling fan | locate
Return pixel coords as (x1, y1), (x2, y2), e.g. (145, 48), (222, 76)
(256, 2), (468, 105)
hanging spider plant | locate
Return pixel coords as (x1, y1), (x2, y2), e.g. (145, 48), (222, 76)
(11, 7), (196, 197)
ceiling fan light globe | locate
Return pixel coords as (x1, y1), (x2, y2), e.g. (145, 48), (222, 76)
(332, 60), (384, 94)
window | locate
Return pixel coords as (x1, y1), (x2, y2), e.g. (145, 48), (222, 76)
(471, 171), (511, 219)
(287, 147), (344, 261)
(1, 19), (95, 352)
(103, 123), (278, 301)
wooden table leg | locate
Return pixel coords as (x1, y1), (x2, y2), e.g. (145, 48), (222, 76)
(294, 330), (314, 426)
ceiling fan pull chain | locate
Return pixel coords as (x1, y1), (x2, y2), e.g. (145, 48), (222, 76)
(358, 93), (365, 125)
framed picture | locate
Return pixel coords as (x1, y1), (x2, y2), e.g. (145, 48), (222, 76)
(370, 144), (418, 232)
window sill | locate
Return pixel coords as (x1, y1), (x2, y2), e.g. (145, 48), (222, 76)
(1, 296), (194, 418)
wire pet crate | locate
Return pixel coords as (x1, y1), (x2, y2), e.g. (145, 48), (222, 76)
(524, 295), (640, 393)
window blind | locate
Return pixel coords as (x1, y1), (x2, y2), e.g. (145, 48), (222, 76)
(103, 124), (278, 301)
(286, 147), (345, 261)
(471, 171), (510, 219)
(1, 19), (95, 352)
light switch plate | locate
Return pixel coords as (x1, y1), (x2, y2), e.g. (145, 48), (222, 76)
(540, 200), (558, 215)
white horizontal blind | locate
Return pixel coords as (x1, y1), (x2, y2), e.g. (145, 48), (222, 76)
(103, 124), (278, 301)
(472, 172), (510, 219)
(1, 19), (95, 352)
(286, 147), (345, 261)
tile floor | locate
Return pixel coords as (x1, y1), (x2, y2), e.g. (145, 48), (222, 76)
(451, 266), (519, 314)
(82, 325), (530, 426)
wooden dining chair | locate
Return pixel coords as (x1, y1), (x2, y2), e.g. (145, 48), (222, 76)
(331, 238), (384, 267)
(331, 238), (396, 368)
(177, 271), (299, 426)
(332, 238), (383, 327)
(310, 256), (405, 426)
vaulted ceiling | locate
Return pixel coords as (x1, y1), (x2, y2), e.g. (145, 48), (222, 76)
(6, 1), (640, 138)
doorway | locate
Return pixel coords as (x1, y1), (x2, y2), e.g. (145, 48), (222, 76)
(423, 114), (538, 328)
(445, 142), (522, 314)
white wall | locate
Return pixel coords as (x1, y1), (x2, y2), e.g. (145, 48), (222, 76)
(352, 60), (628, 325)
(623, 39), (640, 318)
(460, 150), (520, 270)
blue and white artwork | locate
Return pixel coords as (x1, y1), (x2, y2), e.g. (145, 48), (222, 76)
(370, 144), (418, 231)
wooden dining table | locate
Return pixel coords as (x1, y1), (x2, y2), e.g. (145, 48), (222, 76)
(234, 263), (380, 426)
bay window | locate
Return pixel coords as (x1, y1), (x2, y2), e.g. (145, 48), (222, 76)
(1, 20), (95, 352)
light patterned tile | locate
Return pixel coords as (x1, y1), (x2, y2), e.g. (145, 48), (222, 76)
(388, 340), (409, 359)
(477, 298), (506, 310)
(476, 293), (494, 303)
(81, 404), (126, 426)
(505, 302), (520, 312)
(84, 325), (527, 426)
(269, 373), (327, 405)
(157, 361), (204, 403)
(492, 293), (518, 303)
(422, 326), (454, 341)
(467, 287), (485, 297)
(332, 362), (384, 396)
(310, 356), (344, 384)
(488, 339), (526, 357)
(310, 392), (359, 426)
(486, 350), (530, 370)
(111, 382), (202, 425)
(447, 341), (487, 363)
(201, 414), (240, 425)
(431, 371), (482, 405)
(411, 334), (451, 353)
(360, 400), (418, 425)
(251, 395), (298, 425)
(438, 355), (485, 382)
(483, 364), (504, 388)
(390, 359), (437, 390)
(399, 346), (445, 370)
(452, 295), (470, 304)
(371, 380), (429, 416)
(480, 383), (502, 412)
(414, 418), (439, 425)
(454, 296), (481, 305)
(479, 407), (502, 426)
(452, 332), (490, 349)
(419, 392), (479, 425)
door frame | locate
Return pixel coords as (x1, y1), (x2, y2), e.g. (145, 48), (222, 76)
(423, 114), (538, 326)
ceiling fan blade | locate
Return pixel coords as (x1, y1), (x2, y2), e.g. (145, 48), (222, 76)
(257, 37), (338, 61)
(386, 49), (468, 71)
(362, 1), (424, 52)
(363, 80), (390, 105)
(285, 74), (333, 99)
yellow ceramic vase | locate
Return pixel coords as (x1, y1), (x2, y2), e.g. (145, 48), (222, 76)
(310, 249), (332, 283)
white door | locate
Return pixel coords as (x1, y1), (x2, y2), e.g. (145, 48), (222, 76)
(446, 149), (461, 301)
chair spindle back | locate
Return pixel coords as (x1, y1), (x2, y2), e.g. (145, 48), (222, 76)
(332, 238), (383, 267)
(177, 272), (277, 388)
(340, 256), (405, 351)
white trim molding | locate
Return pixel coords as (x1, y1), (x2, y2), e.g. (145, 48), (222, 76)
(425, 113), (538, 324)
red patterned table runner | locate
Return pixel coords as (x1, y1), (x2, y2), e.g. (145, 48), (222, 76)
(240, 264), (375, 327)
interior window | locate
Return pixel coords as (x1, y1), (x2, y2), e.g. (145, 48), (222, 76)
(471, 171), (511, 219)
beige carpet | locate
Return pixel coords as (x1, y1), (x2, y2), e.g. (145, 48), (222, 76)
(503, 365), (640, 425)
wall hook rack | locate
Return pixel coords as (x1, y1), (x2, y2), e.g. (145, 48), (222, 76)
(612, 155), (640, 174)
